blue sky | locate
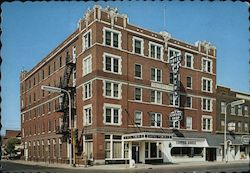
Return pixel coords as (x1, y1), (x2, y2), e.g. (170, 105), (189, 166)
(1, 1), (249, 134)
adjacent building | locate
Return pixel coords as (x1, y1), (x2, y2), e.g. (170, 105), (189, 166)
(216, 85), (250, 161)
(1, 130), (22, 157)
(20, 5), (230, 165)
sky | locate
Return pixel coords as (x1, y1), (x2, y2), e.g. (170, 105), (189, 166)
(1, 1), (249, 135)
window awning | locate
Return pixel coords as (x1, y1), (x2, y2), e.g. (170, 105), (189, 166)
(123, 132), (173, 142)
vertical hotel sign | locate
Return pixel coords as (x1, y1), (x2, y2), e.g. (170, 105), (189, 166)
(169, 52), (183, 125)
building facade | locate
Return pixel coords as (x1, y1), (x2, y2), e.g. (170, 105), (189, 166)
(216, 85), (250, 161)
(20, 6), (219, 165)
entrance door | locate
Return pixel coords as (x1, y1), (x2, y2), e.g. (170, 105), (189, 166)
(206, 148), (216, 161)
(132, 146), (140, 163)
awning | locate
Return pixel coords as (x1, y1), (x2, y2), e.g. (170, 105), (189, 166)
(122, 132), (173, 142)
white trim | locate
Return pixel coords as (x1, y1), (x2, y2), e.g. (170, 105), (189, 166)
(201, 97), (213, 112)
(83, 104), (92, 126)
(150, 90), (162, 105)
(186, 76), (192, 89)
(82, 29), (92, 52)
(82, 54), (92, 76)
(82, 81), (92, 101)
(103, 26), (122, 49)
(148, 41), (164, 61)
(132, 36), (144, 56)
(134, 63), (142, 79)
(103, 103), (122, 126)
(201, 57), (213, 73)
(186, 116), (193, 130)
(103, 80), (122, 100)
(150, 68), (162, 83)
(201, 115), (213, 132)
(168, 47), (181, 63)
(134, 87), (142, 102)
(103, 52), (122, 75)
(134, 110), (143, 126)
(201, 77), (213, 93)
(149, 112), (162, 127)
(186, 96), (193, 108)
(184, 52), (194, 69)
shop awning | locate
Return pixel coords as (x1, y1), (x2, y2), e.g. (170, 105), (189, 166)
(122, 132), (173, 142)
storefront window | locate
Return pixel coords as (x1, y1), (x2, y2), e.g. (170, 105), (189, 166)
(85, 134), (93, 159)
(171, 147), (203, 157)
(150, 143), (157, 158)
(113, 141), (122, 158)
(145, 142), (149, 158)
(124, 142), (129, 158)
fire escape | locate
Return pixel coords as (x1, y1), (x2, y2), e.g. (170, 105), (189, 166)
(56, 53), (76, 142)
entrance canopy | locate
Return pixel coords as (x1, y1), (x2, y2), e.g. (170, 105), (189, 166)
(123, 132), (173, 142)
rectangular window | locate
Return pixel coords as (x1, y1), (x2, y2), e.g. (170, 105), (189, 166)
(83, 56), (92, 76)
(238, 105), (242, 116)
(151, 68), (162, 82)
(133, 37), (143, 55)
(238, 122), (242, 132)
(202, 98), (212, 111)
(83, 82), (91, 100)
(221, 101), (226, 114)
(186, 96), (192, 108)
(53, 139), (56, 158)
(104, 81), (120, 99)
(48, 102), (51, 113)
(202, 78), (212, 93)
(134, 111), (142, 126)
(202, 58), (212, 73)
(186, 76), (192, 88)
(169, 72), (174, 84)
(185, 53), (193, 68)
(231, 105), (236, 115)
(134, 64), (142, 79)
(83, 31), (91, 51)
(134, 87), (142, 101)
(244, 123), (248, 132)
(186, 117), (192, 130)
(48, 65), (50, 76)
(150, 113), (161, 127)
(104, 29), (120, 48)
(202, 116), (212, 131)
(168, 48), (181, 63)
(84, 106), (92, 125)
(104, 104), (121, 125)
(42, 70), (44, 80)
(169, 93), (179, 106)
(104, 53), (121, 74)
(151, 90), (162, 104)
(59, 57), (62, 68)
(244, 106), (249, 116)
(149, 42), (162, 60)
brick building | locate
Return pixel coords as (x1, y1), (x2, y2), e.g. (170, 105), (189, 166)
(20, 6), (219, 165)
(216, 85), (250, 161)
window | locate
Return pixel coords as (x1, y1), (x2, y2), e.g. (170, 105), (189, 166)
(83, 55), (92, 76)
(170, 120), (180, 129)
(103, 53), (121, 74)
(59, 139), (62, 159)
(186, 117), (192, 130)
(48, 102), (51, 113)
(186, 96), (192, 108)
(104, 104), (121, 125)
(169, 72), (174, 84)
(83, 105), (92, 126)
(238, 105), (242, 116)
(134, 111), (142, 126)
(82, 30), (91, 51)
(134, 87), (142, 101)
(149, 42), (163, 60)
(151, 90), (162, 104)
(168, 47), (181, 63)
(202, 78), (212, 93)
(105, 135), (122, 159)
(151, 68), (162, 82)
(244, 123), (248, 132)
(83, 82), (92, 100)
(244, 106), (249, 116)
(221, 101), (226, 114)
(238, 122), (242, 132)
(59, 56), (62, 68)
(133, 37), (144, 55)
(169, 93), (179, 106)
(186, 76), (192, 88)
(202, 98), (212, 111)
(48, 65), (50, 76)
(185, 53), (194, 68)
(202, 116), (212, 131)
(42, 70), (44, 80)
(53, 139), (56, 158)
(150, 113), (161, 127)
(104, 81), (121, 99)
(134, 64), (142, 79)
(202, 58), (212, 73)
(231, 105), (236, 115)
(104, 28), (121, 48)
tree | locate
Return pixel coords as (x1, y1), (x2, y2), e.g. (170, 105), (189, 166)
(5, 138), (21, 155)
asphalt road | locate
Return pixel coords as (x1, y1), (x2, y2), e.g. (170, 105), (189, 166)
(0, 160), (249, 173)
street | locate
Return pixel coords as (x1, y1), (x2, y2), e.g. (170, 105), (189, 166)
(0, 161), (249, 173)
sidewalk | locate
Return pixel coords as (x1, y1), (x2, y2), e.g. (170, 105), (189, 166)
(2, 159), (249, 170)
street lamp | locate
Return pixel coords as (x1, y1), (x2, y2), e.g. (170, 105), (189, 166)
(41, 85), (73, 166)
(224, 99), (245, 163)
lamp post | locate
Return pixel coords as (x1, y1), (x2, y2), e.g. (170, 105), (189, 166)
(41, 85), (73, 166)
(224, 99), (245, 163)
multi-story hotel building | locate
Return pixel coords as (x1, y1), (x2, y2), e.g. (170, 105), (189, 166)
(20, 6), (219, 165)
(216, 85), (250, 161)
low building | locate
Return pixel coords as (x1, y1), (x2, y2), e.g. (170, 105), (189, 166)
(1, 130), (22, 157)
(216, 85), (250, 161)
